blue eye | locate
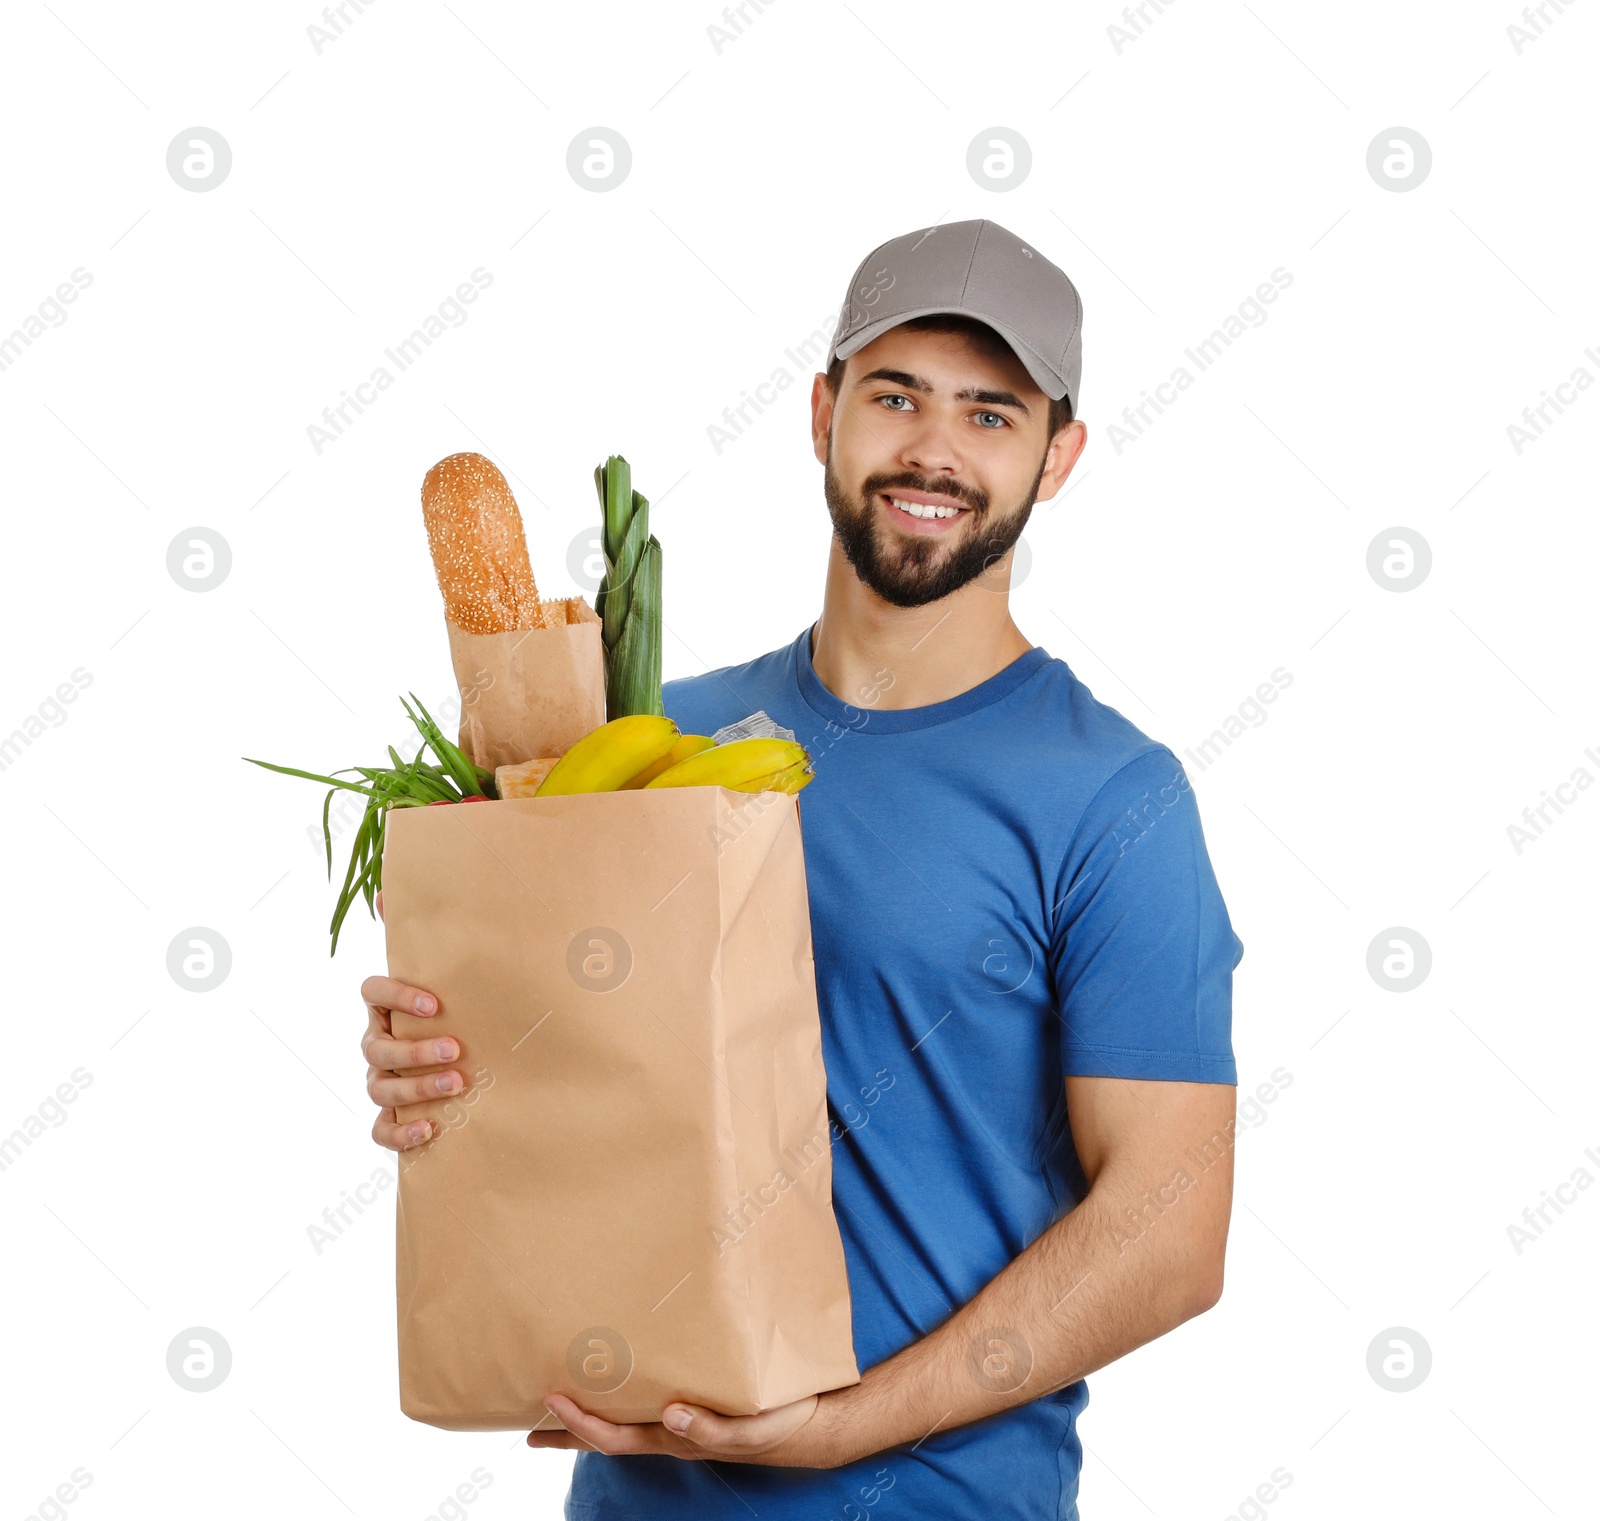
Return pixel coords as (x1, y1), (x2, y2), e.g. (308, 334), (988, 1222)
(880, 394), (912, 411)
(975, 411), (1008, 429)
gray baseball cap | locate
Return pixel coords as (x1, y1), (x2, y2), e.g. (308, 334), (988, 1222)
(826, 219), (1083, 414)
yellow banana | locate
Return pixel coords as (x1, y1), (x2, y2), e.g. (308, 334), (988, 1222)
(644, 737), (811, 792)
(534, 714), (680, 796)
(713, 758), (815, 794)
(620, 733), (714, 789)
(715, 757), (814, 794)
(748, 758), (814, 794)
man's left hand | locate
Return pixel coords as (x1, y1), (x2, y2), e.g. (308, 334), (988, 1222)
(527, 1388), (855, 1469)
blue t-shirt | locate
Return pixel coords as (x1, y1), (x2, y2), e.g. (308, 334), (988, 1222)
(567, 626), (1242, 1521)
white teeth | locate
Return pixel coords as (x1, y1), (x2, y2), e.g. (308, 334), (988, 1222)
(888, 496), (962, 520)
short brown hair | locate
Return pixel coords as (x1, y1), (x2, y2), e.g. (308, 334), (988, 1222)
(824, 312), (1074, 440)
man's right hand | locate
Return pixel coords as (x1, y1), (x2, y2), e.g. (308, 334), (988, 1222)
(361, 890), (463, 1151)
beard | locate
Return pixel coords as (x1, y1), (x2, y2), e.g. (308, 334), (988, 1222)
(822, 442), (1047, 609)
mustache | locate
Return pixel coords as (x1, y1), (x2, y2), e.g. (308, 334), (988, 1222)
(862, 473), (987, 513)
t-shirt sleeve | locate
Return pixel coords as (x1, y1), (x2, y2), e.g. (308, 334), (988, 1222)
(1047, 746), (1242, 1083)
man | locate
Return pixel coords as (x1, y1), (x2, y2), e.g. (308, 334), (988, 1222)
(360, 219), (1244, 1519)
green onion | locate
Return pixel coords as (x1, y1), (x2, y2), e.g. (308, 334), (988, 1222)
(245, 694), (503, 956)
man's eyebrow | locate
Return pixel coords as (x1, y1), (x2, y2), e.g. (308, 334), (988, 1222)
(853, 367), (1031, 415)
(954, 385), (1030, 415)
(855, 367), (932, 393)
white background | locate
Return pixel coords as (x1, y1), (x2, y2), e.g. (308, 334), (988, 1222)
(1, 1), (1595, 1518)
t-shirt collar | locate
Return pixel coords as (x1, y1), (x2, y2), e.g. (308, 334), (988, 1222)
(792, 622), (1049, 734)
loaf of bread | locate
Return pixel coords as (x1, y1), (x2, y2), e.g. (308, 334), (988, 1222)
(421, 452), (545, 634)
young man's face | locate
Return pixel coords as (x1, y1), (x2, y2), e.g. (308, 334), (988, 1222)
(811, 325), (1086, 608)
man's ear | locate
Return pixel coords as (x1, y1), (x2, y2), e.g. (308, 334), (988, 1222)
(811, 373), (834, 466)
(1036, 418), (1088, 503)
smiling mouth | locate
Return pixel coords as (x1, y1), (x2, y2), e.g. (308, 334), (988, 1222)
(879, 492), (972, 523)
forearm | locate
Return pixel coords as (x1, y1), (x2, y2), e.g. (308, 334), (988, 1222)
(823, 1169), (1225, 1465)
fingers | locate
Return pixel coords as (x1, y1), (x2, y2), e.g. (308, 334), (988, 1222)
(360, 975), (437, 1019)
(660, 1400), (796, 1449)
(538, 1395), (662, 1457)
(363, 1022), (462, 1079)
(359, 976), (442, 1070)
(371, 1106), (435, 1152)
(376, 888), (385, 923)
(365, 1065), (466, 1110)
(359, 974), (455, 1118)
(361, 1002), (390, 1051)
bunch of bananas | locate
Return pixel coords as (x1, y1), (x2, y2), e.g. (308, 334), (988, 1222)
(526, 715), (814, 798)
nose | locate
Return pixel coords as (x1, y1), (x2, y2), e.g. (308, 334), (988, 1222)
(898, 408), (963, 481)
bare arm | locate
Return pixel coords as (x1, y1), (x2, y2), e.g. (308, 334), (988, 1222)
(536, 1074), (1239, 1466)
(816, 1075), (1237, 1463)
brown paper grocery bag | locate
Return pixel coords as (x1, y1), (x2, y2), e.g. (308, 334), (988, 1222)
(383, 788), (860, 1431)
(445, 597), (606, 771)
